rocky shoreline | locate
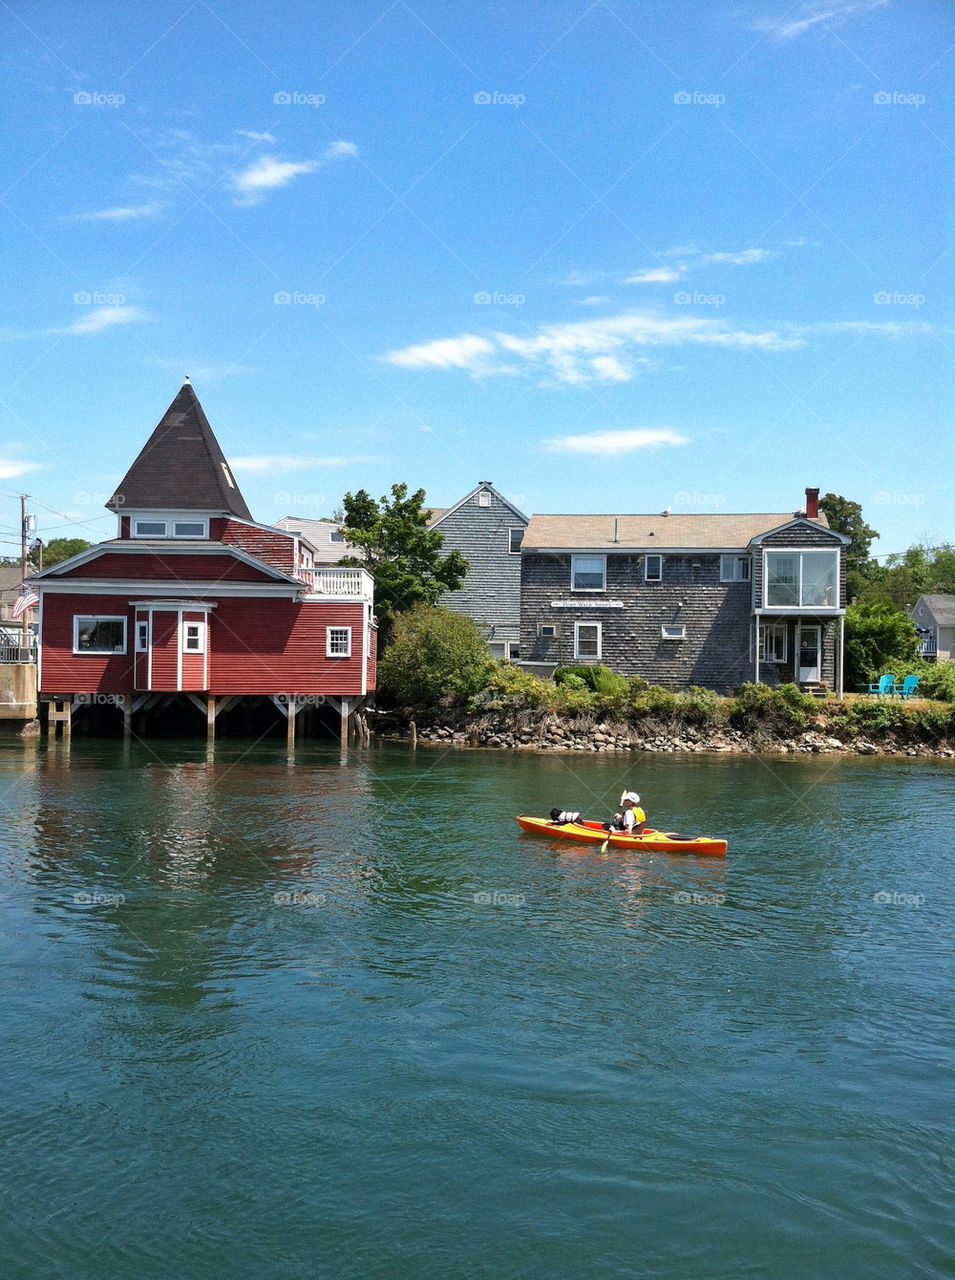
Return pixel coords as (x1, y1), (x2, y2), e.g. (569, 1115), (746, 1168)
(378, 713), (954, 759)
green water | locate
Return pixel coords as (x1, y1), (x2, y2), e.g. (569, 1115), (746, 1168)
(1, 739), (952, 1280)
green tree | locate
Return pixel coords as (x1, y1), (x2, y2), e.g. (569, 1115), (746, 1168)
(818, 493), (879, 599)
(340, 484), (468, 640)
(377, 604), (494, 710)
(40, 538), (92, 568)
(843, 600), (918, 690)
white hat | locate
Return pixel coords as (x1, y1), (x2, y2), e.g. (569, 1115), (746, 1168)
(620, 791), (640, 805)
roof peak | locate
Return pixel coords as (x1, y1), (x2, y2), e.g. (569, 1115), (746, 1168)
(107, 383), (253, 521)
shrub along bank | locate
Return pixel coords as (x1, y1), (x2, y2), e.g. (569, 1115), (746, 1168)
(375, 662), (955, 757)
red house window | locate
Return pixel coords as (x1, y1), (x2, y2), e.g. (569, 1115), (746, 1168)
(326, 627), (351, 658)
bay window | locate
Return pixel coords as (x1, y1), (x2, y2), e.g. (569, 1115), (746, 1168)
(765, 550), (837, 608)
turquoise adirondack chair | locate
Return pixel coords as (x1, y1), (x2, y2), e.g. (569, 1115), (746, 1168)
(897, 674), (920, 700)
(867, 673), (897, 697)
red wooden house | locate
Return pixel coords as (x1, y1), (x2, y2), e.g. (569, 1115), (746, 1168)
(36, 380), (376, 742)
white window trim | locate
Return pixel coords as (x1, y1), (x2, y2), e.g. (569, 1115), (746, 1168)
(571, 554), (606, 592)
(135, 620), (149, 652)
(326, 626), (352, 658)
(661, 624), (685, 640)
(763, 549), (839, 610)
(760, 622), (788, 663)
(538, 623), (558, 638)
(645, 553), (663, 582)
(505, 642), (521, 660)
(574, 620), (602, 660)
(477, 491), (491, 507)
(720, 554), (751, 582)
(181, 620), (206, 654)
(131, 516), (209, 540)
(508, 527), (524, 555)
(73, 615), (127, 655)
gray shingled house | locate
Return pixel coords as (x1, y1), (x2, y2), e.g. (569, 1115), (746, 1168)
(519, 488), (848, 694)
(429, 481), (529, 660)
(910, 594), (955, 662)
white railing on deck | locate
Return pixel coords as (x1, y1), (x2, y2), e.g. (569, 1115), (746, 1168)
(295, 567), (373, 599)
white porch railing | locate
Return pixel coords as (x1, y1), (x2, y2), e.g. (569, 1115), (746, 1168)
(295, 567), (373, 600)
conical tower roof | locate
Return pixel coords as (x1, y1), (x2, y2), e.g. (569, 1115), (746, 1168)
(107, 380), (253, 520)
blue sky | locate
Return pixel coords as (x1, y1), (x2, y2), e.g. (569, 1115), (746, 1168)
(0, 0), (950, 562)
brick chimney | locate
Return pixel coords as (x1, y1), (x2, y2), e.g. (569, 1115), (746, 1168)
(805, 487), (819, 519)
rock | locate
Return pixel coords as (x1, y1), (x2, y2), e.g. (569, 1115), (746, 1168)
(856, 741), (879, 755)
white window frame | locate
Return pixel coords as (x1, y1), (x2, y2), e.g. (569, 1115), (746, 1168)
(300, 546), (314, 569)
(135, 620), (148, 652)
(571, 554), (606, 592)
(661, 624), (685, 640)
(326, 626), (352, 658)
(478, 491), (491, 507)
(172, 519), (208, 539)
(645, 554), (663, 582)
(764, 549), (838, 609)
(73, 615), (127, 655)
(720, 555), (751, 582)
(574, 621), (601, 660)
(132, 519), (168, 538)
(221, 462), (236, 490)
(508, 527), (524, 554)
(181, 621), (205, 654)
(131, 516), (208, 540)
(506, 642), (520, 660)
(538, 623), (558, 638)
(760, 623), (788, 663)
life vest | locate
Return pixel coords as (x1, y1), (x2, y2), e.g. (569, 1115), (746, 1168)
(549, 809), (581, 824)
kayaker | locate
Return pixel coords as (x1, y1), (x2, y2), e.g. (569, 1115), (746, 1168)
(612, 791), (646, 835)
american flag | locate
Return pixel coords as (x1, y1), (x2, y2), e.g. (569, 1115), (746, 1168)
(11, 586), (39, 618)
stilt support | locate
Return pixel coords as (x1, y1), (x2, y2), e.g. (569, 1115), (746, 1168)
(48, 698), (72, 738)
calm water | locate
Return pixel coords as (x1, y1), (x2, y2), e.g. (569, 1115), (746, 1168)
(1, 737), (952, 1280)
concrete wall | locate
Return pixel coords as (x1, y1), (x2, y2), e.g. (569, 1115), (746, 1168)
(0, 662), (37, 719)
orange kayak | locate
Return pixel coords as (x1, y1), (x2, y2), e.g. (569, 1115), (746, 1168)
(516, 814), (727, 857)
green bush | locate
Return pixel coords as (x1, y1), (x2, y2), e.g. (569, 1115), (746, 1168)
(627, 681), (677, 719)
(554, 664), (618, 692)
(728, 682), (816, 732)
(844, 601), (919, 690)
(677, 685), (724, 726)
(883, 658), (955, 703)
(473, 661), (552, 712)
(378, 604), (494, 711)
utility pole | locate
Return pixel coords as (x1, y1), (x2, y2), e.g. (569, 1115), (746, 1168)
(20, 494), (27, 643)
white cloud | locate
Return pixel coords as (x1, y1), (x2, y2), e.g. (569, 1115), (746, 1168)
(385, 333), (499, 373)
(544, 428), (690, 456)
(757, 0), (889, 41)
(0, 307), (148, 342)
(625, 266), (684, 284)
(68, 203), (162, 222)
(237, 130), (276, 143)
(324, 140), (358, 158)
(232, 155), (319, 205)
(231, 454), (365, 474)
(577, 295), (612, 306)
(0, 458), (43, 479)
(701, 248), (777, 266)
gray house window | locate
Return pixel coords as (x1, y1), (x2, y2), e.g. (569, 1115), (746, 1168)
(765, 550), (836, 608)
(509, 528), (524, 554)
(720, 555), (751, 582)
(574, 621), (601, 659)
(572, 555), (606, 591)
(645, 554), (662, 582)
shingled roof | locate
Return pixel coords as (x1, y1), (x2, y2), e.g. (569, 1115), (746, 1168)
(107, 381), (253, 520)
(522, 511), (831, 551)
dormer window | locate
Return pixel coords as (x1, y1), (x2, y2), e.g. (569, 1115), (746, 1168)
(131, 517), (209, 539)
(221, 463), (236, 490)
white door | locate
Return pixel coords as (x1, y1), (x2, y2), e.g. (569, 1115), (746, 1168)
(797, 625), (821, 683)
